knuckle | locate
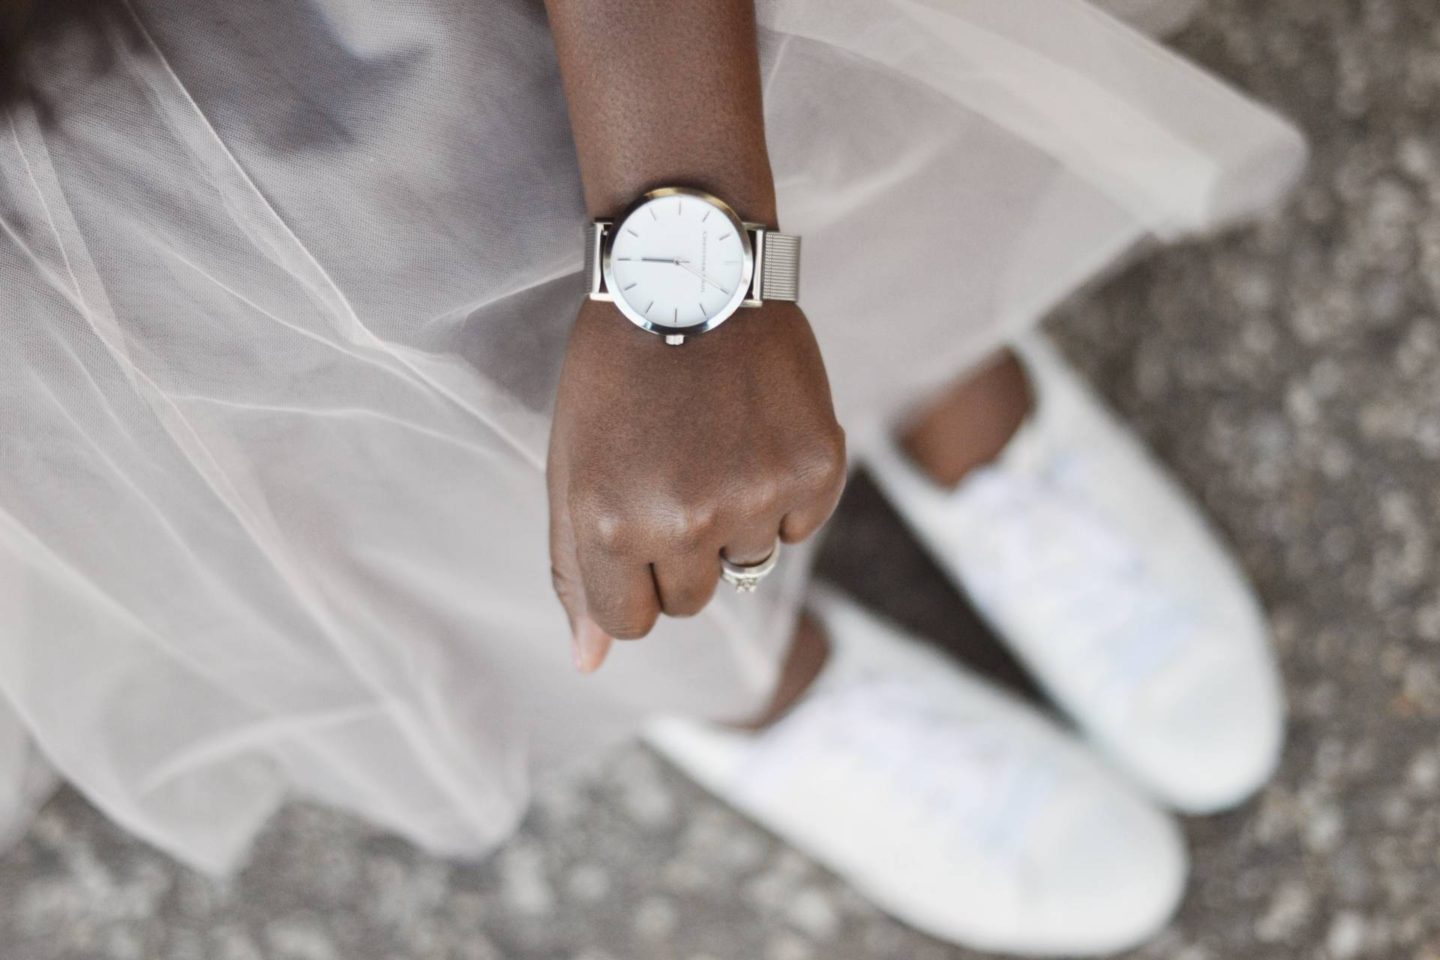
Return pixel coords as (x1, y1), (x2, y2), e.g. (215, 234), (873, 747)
(584, 507), (631, 554)
(594, 519), (625, 553)
(798, 429), (848, 494)
(668, 502), (719, 546)
(739, 475), (784, 516)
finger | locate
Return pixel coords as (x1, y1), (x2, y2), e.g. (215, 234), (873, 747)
(576, 547), (663, 641)
(548, 461), (614, 673)
(573, 615), (613, 675)
(779, 474), (845, 544)
(653, 552), (723, 618)
(551, 559), (613, 674)
(780, 433), (848, 545)
(780, 502), (837, 544)
(548, 509), (587, 637)
(721, 522), (783, 566)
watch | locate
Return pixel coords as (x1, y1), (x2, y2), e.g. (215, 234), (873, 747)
(586, 186), (801, 345)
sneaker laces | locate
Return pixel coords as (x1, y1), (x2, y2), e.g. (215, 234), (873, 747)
(952, 450), (1199, 718)
(736, 672), (1060, 866)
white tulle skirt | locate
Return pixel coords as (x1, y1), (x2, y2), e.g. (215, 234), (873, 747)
(0, 0), (1303, 873)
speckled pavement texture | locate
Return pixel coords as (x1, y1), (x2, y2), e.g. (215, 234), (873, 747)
(4, 2), (1439, 958)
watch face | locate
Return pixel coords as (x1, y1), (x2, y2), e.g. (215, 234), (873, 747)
(604, 188), (754, 335)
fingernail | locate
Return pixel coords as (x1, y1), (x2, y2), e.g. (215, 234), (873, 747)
(573, 617), (611, 674)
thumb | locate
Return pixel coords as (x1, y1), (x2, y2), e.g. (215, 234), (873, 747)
(549, 472), (613, 674)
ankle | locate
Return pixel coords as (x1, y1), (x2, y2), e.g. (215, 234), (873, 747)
(899, 349), (1033, 488)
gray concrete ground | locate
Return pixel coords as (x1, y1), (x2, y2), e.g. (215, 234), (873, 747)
(4, 1), (1440, 958)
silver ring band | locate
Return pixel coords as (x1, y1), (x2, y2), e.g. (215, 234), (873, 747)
(720, 542), (781, 593)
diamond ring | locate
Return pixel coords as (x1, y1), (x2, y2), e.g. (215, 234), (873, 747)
(720, 541), (780, 593)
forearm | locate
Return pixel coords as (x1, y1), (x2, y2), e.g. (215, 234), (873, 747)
(543, 3), (845, 658)
(542, 0), (777, 226)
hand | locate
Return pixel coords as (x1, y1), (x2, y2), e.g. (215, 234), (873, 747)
(548, 299), (847, 672)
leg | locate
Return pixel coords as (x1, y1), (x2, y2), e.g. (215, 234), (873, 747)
(899, 349), (1032, 487)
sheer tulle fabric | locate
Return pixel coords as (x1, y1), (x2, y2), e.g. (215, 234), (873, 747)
(0, 0), (1303, 872)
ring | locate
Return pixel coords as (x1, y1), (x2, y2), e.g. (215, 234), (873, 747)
(720, 541), (781, 593)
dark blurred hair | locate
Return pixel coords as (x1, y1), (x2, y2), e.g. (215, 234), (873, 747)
(0, 1), (36, 94)
(0, 0), (131, 112)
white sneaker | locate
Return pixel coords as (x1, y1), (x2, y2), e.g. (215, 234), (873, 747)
(865, 333), (1284, 814)
(646, 589), (1185, 957)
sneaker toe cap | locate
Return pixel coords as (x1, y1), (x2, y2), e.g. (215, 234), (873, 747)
(1024, 783), (1188, 955)
(1124, 648), (1285, 814)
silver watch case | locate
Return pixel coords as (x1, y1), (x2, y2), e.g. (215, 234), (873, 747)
(587, 186), (797, 344)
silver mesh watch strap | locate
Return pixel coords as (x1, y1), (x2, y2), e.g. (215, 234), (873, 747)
(757, 231), (801, 302)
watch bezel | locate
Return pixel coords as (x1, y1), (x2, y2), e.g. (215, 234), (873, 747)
(601, 186), (756, 338)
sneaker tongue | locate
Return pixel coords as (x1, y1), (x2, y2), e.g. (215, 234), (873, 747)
(948, 458), (1205, 711)
(732, 673), (1059, 862)
(988, 402), (1053, 477)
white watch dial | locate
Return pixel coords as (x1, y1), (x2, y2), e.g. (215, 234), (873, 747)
(607, 192), (751, 332)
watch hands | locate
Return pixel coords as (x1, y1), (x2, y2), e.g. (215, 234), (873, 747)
(673, 259), (727, 292)
(624, 256), (725, 291)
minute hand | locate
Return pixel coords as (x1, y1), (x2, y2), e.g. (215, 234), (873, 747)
(674, 259), (727, 292)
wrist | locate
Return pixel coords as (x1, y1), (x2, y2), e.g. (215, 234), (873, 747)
(580, 298), (803, 352)
(585, 168), (778, 229)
